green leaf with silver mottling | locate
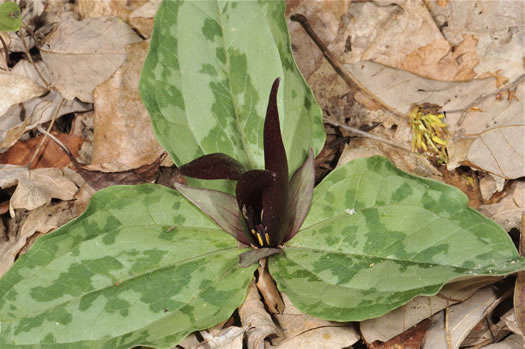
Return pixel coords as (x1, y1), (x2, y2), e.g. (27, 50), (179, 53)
(270, 156), (525, 321)
(0, 184), (256, 348)
(0, 1), (21, 32)
(139, 0), (325, 179)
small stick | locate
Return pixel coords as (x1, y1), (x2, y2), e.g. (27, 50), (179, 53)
(290, 14), (359, 91)
(325, 117), (412, 152)
(290, 14), (405, 119)
(445, 73), (525, 126)
(0, 35), (9, 68)
(19, 24), (49, 88)
(27, 97), (65, 168)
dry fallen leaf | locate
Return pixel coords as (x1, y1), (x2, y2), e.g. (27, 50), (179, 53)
(91, 40), (164, 170)
(361, 277), (501, 343)
(0, 132), (84, 169)
(0, 60), (91, 152)
(272, 293), (359, 348)
(286, 0), (350, 79)
(256, 260), (285, 315)
(427, 0), (524, 79)
(421, 286), (500, 349)
(479, 181), (524, 232)
(0, 70), (47, 116)
(344, 61), (525, 179)
(480, 333), (524, 349)
(0, 201), (78, 278)
(75, 0), (148, 19)
(338, 138), (442, 179)
(401, 34), (479, 81)
(199, 326), (245, 349)
(366, 319), (430, 349)
(40, 15), (142, 102)
(238, 281), (279, 348)
(0, 165), (78, 216)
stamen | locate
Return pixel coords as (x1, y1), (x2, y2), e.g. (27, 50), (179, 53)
(256, 233), (264, 247)
(260, 209), (264, 222)
(250, 229), (257, 236)
(250, 243), (258, 249)
(265, 233), (270, 245)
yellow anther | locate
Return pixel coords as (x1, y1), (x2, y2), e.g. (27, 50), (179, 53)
(250, 229), (257, 236)
(265, 233), (270, 245)
(256, 233), (264, 247)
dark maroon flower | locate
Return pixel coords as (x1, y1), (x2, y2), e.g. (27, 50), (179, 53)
(174, 78), (314, 249)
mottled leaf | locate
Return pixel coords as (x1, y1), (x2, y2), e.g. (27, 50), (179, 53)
(270, 156), (525, 321)
(0, 1), (21, 32)
(139, 0), (325, 178)
(0, 184), (256, 348)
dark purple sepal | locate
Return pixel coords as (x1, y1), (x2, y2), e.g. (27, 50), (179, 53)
(285, 148), (315, 243)
(173, 182), (250, 245)
(178, 153), (245, 180)
(235, 169), (274, 215)
(235, 169), (273, 244)
(262, 77), (289, 247)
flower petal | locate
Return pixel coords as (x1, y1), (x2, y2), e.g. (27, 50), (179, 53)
(178, 153), (245, 180)
(236, 170), (274, 245)
(285, 149), (314, 242)
(173, 182), (249, 245)
(262, 78), (289, 246)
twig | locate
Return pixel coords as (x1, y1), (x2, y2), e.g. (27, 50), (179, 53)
(290, 14), (403, 118)
(445, 73), (525, 126)
(0, 35), (9, 68)
(36, 125), (76, 162)
(325, 118), (412, 152)
(19, 24), (49, 88)
(27, 97), (65, 168)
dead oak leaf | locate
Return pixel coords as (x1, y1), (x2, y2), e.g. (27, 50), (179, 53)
(0, 165), (78, 216)
(40, 15), (142, 102)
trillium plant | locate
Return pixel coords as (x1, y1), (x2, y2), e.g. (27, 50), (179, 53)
(175, 78), (312, 254)
(1, 1), (524, 348)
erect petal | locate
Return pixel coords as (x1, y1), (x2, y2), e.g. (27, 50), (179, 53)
(235, 169), (273, 245)
(173, 182), (249, 245)
(262, 78), (289, 246)
(178, 153), (245, 180)
(285, 148), (315, 243)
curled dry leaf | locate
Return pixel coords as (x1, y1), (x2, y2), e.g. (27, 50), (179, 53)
(0, 60), (91, 152)
(40, 15), (142, 102)
(479, 181), (524, 232)
(0, 70), (47, 116)
(91, 40), (164, 170)
(256, 261), (285, 315)
(271, 293), (359, 348)
(0, 165), (78, 216)
(422, 286), (500, 349)
(0, 201), (78, 278)
(238, 281), (279, 348)
(199, 326), (245, 349)
(481, 334), (524, 349)
(361, 277), (501, 343)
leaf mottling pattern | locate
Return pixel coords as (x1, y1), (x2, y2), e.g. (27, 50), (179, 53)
(0, 185), (256, 348)
(139, 0), (325, 190)
(270, 156), (525, 321)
